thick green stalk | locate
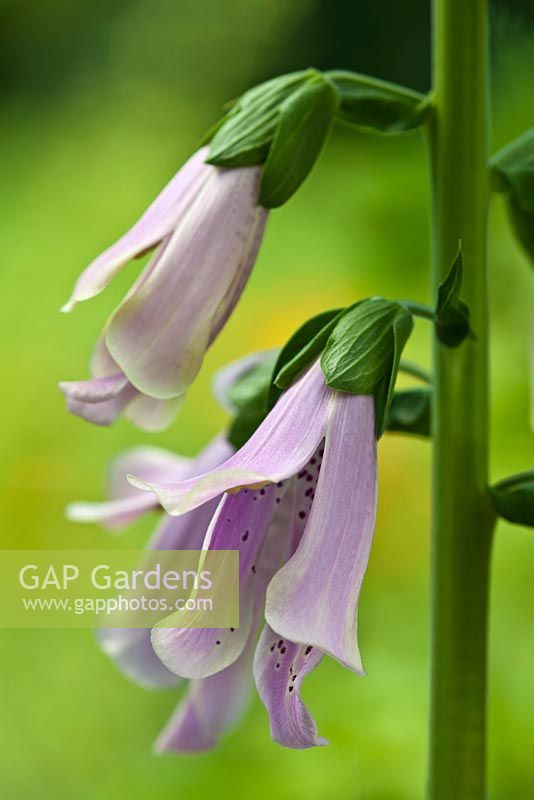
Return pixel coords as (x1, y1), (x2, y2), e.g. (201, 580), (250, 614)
(427, 1), (496, 798)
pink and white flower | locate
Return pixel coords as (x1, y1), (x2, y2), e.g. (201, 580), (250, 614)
(60, 148), (268, 430)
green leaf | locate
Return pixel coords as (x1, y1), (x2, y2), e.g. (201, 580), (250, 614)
(490, 471), (534, 527)
(435, 248), (472, 347)
(320, 297), (413, 436)
(385, 388), (431, 437)
(268, 308), (344, 408)
(326, 70), (429, 133)
(258, 74), (339, 208)
(207, 71), (312, 168)
(490, 130), (534, 264)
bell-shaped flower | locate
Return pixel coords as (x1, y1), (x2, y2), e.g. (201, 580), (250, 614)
(68, 432), (275, 749)
(132, 360), (378, 749)
(60, 147), (268, 429)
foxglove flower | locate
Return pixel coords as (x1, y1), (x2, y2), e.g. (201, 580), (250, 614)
(67, 350), (278, 738)
(60, 147), (268, 430)
(132, 360), (378, 749)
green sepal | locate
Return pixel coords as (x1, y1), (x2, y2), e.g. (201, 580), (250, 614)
(258, 73), (339, 208)
(206, 70), (313, 168)
(385, 387), (431, 437)
(489, 471), (534, 527)
(268, 308), (344, 409)
(320, 297), (414, 437)
(490, 129), (534, 264)
(326, 70), (429, 133)
(435, 249), (472, 347)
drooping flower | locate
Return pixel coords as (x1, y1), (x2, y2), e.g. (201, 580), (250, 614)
(131, 360), (378, 749)
(60, 147), (268, 430)
(66, 351), (280, 742)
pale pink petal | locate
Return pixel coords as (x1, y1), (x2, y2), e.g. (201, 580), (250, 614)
(67, 436), (233, 532)
(129, 362), (332, 514)
(254, 625), (327, 749)
(266, 394), (377, 674)
(59, 375), (137, 426)
(96, 495), (224, 686)
(155, 625), (255, 752)
(123, 393), (185, 433)
(108, 447), (192, 502)
(150, 484), (283, 679)
(105, 166), (267, 398)
(61, 148), (211, 311)
(66, 493), (158, 531)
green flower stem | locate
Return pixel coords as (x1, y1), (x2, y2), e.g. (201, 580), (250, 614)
(401, 301), (436, 321)
(427, 1), (496, 797)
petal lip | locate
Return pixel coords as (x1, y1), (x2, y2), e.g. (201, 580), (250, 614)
(61, 147), (212, 312)
(150, 596), (254, 680)
(108, 447), (192, 501)
(59, 373), (129, 403)
(62, 382), (138, 427)
(127, 468), (274, 514)
(65, 494), (157, 531)
(127, 361), (332, 515)
(253, 624), (328, 749)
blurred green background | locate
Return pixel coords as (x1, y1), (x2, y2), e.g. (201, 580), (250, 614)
(1, 1), (533, 798)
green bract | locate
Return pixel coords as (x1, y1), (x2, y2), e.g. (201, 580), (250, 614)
(207, 70), (313, 167)
(269, 308), (344, 407)
(258, 74), (338, 208)
(326, 70), (429, 133)
(205, 68), (429, 208)
(227, 300), (429, 446)
(490, 129), (534, 265)
(489, 471), (534, 527)
(207, 68), (338, 207)
(435, 249), (471, 347)
(320, 297), (413, 436)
